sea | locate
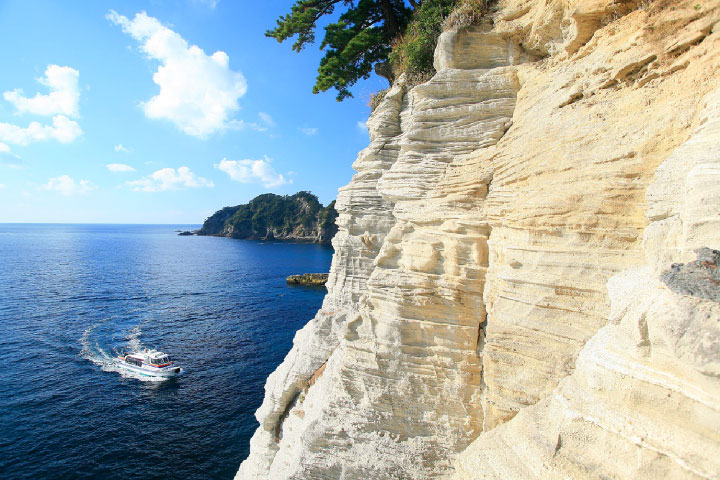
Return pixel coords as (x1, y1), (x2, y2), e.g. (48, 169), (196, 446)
(0, 224), (333, 480)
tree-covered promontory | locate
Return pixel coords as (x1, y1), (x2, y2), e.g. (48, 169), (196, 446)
(197, 192), (338, 244)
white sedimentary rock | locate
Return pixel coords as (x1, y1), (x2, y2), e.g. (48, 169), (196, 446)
(452, 9), (720, 477)
(239, 1), (720, 478)
(452, 267), (720, 480)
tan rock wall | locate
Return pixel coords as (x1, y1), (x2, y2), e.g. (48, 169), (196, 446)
(238, 1), (720, 478)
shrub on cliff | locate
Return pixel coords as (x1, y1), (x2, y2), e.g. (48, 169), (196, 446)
(388, 0), (457, 81)
(443, 0), (491, 30)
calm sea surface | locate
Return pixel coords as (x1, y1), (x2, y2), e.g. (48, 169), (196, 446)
(0, 224), (333, 480)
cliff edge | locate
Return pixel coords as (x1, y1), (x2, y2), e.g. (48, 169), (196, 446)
(238, 1), (720, 478)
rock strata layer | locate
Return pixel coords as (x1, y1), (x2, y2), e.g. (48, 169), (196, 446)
(238, 1), (720, 478)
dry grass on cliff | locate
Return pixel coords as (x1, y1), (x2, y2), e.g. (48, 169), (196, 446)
(444, 0), (492, 29)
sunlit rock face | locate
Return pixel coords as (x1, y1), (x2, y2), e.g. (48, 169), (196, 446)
(238, 1), (720, 478)
(236, 78), (405, 480)
(452, 86), (720, 479)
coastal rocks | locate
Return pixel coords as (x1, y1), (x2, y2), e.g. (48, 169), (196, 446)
(662, 248), (720, 302)
(286, 274), (329, 286)
(239, 1), (720, 479)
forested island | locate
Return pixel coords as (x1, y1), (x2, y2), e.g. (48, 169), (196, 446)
(196, 192), (338, 245)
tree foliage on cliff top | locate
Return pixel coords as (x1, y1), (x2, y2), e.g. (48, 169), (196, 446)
(268, 0), (491, 101)
(266, 0), (413, 101)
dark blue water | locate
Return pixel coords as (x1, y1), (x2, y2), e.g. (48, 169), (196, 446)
(0, 224), (332, 480)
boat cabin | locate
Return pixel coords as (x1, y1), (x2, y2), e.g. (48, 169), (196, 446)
(150, 354), (171, 366)
(123, 350), (173, 367)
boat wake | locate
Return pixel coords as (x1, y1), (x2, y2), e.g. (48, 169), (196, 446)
(80, 322), (170, 382)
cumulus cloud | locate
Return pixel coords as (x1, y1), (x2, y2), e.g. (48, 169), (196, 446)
(0, 66), (83, 147)
(0, 115), (82, 146)
(114, 144), (131, 153)
(106, 163), (136, 173)
(126, 166), (213, 192)
(299, 127), (318, 136)
(42, 175), (93, 196)
(3, 65), (80, 117)
(107, 10), (247, 137)
(215, 156), (290, 188)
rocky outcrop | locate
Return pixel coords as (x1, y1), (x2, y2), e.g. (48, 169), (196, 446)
(286, 274), (329, 286)
(238, 1), (720, 478)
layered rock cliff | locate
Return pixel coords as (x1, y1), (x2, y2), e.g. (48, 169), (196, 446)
(238, 1), (720, 478)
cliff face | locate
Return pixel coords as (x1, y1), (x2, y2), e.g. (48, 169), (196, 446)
(238, 1), (720, 478)
(197, 192), (338, 244)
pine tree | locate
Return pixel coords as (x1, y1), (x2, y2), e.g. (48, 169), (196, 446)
(266, 0), (414, 101)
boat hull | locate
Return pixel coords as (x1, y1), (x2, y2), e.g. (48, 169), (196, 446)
(116, 360), (183, 378)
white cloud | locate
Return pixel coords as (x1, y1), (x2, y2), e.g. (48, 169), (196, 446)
(0, 184), (5, 189)
(3, 65), (80, 117)
(0, 66), (83, 147)
(114, 144), (131, 153)
(357, 120), (368, 131)
(258, 112), (275, 128)
(42, 175), (93, 196)
(107, 10), (247, 137)
(0, 115), (82, 146)
(299, 127), (318, 136)
(215, 156), (290, 188)
(106, 163), (136, 173)
(126, 166), (213, 192)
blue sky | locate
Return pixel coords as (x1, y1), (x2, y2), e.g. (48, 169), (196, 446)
(0, 0), (385, 223)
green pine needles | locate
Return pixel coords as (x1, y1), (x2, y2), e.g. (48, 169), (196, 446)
(266, 0), (412, 101)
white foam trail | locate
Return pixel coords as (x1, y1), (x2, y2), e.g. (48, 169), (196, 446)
(80, 323), (170, 382)
(127, 324), (143, 352)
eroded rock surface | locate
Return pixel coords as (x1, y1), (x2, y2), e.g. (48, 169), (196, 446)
(238, 1), (720, 478)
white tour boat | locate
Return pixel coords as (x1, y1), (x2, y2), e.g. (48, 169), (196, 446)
(116, 349), (183, 378)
